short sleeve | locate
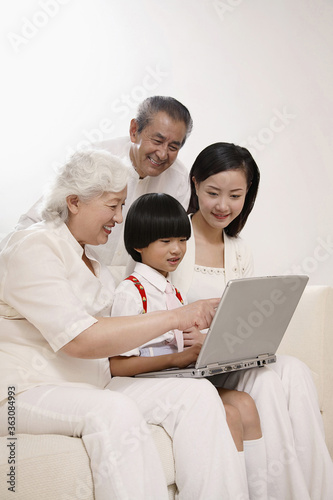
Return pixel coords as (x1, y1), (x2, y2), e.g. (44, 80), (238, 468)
(2, 233), (98, 351)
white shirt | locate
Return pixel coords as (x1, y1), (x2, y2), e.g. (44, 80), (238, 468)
(111, 262), (184, 357)
(0, 220), (114, 402)
(6, 137), (190, 268)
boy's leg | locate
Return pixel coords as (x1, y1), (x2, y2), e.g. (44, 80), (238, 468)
(109, 376), (250, 500)
(218, 388), (262, 440)
(223, 365), (312, 500)
(218, 388), (267, 500)
(222, 401), (244, 451)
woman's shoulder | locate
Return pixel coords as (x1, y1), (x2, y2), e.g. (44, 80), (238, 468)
(1, 221), (53, 254)
(224, 232), (254, 278)
(224, 232), (253, 265)
(1, 220), (81, 266)
(224, 232), (252, 253)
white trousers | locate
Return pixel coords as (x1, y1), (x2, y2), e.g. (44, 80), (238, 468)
(0, 377), (250, 500)
(222, 355), (333, 500)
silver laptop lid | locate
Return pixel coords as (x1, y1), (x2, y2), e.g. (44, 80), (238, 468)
(195, 275), (308, 368)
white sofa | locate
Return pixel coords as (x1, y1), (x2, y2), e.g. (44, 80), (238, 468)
(0, 285), (332, 499)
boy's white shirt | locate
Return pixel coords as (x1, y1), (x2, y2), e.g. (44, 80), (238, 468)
(111, 262), (186, 357)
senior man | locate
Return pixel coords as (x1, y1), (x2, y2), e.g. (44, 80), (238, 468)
(6, 96), (192, 272)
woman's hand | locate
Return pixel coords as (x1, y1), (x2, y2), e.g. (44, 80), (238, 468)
(183, 326), (206, 347)
(174, 298), (220, 332)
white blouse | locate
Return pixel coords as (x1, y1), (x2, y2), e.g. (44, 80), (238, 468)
(0, 220), (115, 402)
(186, 265), (226, 303)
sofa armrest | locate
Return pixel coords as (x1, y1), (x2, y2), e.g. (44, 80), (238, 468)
(277, 285), (333, 456)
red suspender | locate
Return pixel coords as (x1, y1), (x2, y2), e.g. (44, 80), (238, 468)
(125, 275), (184, 313)
(125, 275), (148, 313)
(175, 288), (184, 304)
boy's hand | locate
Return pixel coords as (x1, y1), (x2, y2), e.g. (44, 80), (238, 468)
(172, 343), (202, 369)
(183, 326), (206, 347)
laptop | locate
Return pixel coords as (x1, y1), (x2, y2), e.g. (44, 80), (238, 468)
(135, 275), (308, 378)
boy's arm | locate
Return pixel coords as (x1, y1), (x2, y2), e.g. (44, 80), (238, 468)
(110, 343), (202, 377)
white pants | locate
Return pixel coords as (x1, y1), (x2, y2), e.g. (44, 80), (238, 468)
(0, 377), (250, 500)
(222, 355), (333, 500)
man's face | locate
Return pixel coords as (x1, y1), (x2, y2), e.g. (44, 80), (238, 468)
(129, 111), (187, 178)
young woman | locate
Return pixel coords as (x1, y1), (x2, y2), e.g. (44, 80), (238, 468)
(172, 142), (333, 500)
(110, 192), (267, 500)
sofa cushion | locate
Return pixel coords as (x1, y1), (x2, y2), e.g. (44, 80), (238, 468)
(0, 426), (176, 499)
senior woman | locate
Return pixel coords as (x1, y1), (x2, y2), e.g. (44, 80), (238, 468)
(0, 150), (250, 500)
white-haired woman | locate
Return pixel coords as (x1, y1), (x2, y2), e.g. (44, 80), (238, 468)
(0, 150), (250, 500)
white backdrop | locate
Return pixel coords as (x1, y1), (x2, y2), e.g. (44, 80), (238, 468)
(1, 0), (332, 285)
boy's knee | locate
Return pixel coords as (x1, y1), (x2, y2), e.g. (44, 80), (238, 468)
(224, 402), (242, 424)
(239, 392), (259, 417)
(224, 403), (244, 445)
(235, 393), (262, 438)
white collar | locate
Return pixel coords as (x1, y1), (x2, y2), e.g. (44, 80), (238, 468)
(133, 262), (169, 293)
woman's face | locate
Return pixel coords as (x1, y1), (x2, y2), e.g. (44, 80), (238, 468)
(194, 169), (248, 231)
(67, 188), (127, 246)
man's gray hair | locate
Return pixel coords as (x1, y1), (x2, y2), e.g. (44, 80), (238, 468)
(135, 96), (193, 146)
(41, 149), (130, 222)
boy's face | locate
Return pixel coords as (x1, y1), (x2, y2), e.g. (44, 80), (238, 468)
(136, 237), (187, 277)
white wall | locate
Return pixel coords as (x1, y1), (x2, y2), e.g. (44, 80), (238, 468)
(1, 0), (332, 285)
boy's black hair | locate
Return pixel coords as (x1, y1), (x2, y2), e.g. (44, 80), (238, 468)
(124, 193), (191, 262)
